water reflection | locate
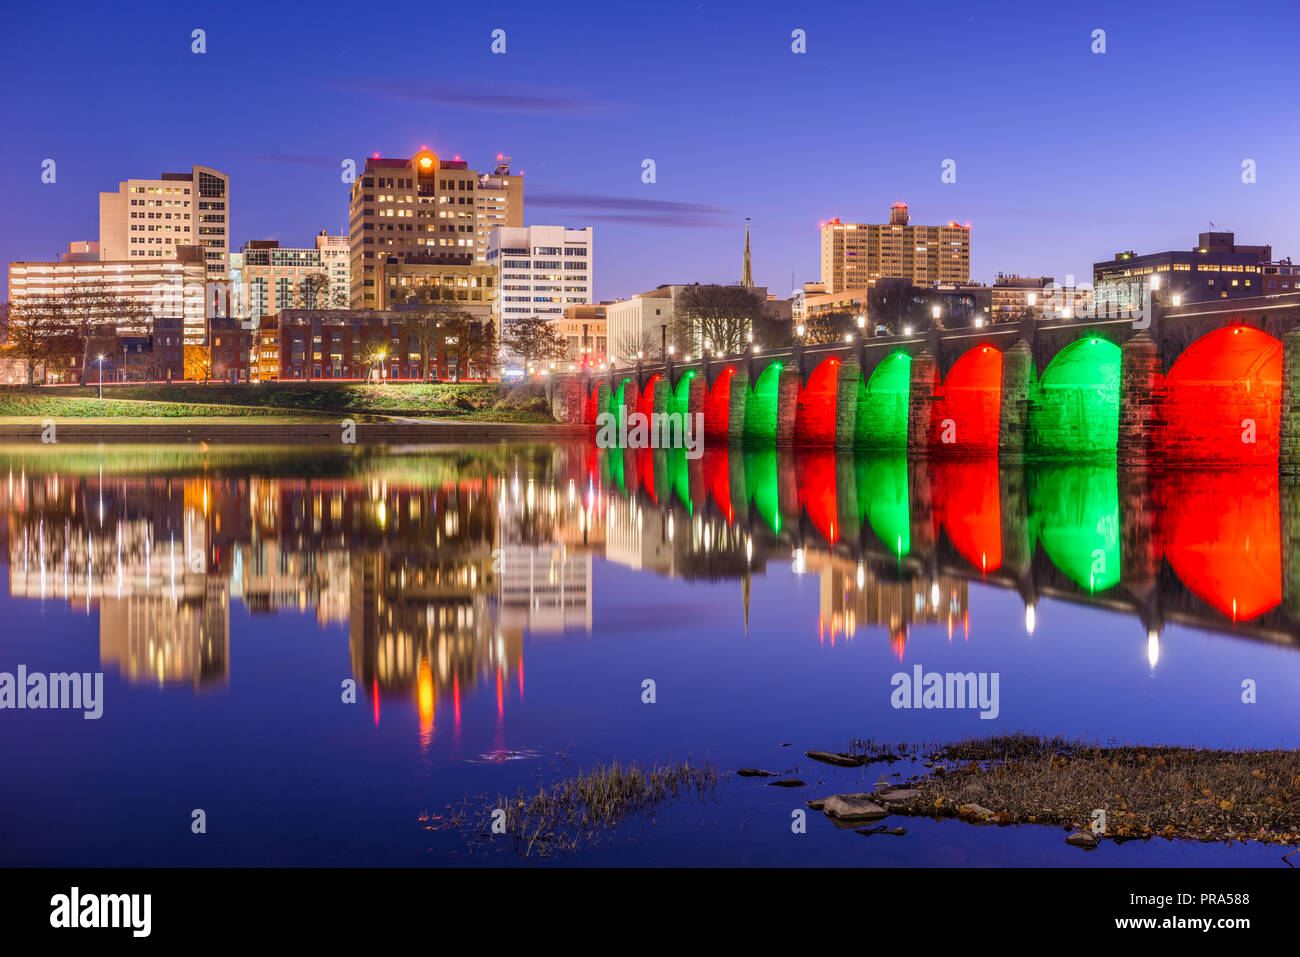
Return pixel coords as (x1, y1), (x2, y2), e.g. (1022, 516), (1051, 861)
(2, 444), (1297, 713)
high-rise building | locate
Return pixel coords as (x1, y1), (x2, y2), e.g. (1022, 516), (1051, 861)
(348, 150), (522, 308)
(488, 225), (594, 321)
(316, 230), (351, 306)
(99, 165), (230, 281)
(241, 233), (349, 319)
(820, 203), (970, 294)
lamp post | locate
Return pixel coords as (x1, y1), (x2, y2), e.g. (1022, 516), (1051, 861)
(96, 354), (106, 399)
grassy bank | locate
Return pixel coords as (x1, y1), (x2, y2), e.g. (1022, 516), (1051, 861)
(26, 381), (557, 423)
(810, 734), (1300, 848)
(0, 392), (332, 421)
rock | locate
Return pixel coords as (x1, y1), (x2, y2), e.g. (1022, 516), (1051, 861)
(1066, 830), (1099, 849)
(822, 794), (889, 823)
(857, 825), (907, 837)
(957, 803), (995, 821)
(736, 768), (776, 778)
(805, 750), (865, 768)
(768, 779), (806, 788)
(805, 798), (827, 810)
(876, 788), (920, 803)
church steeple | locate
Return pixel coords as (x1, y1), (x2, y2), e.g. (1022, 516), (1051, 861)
(741, 218), (753, 286)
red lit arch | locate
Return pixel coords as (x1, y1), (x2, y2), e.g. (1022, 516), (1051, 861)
(794, 358), (841, 446)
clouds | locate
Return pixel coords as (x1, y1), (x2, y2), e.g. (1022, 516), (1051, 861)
(339, 81), (611, 115)
(527, 188), (732, 228)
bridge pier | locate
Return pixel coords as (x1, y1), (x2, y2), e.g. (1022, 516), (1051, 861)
(776, 367), (800, 447)
(1280, 328), (1300, 475)
(727, 369), (749, 444)
(906, 350), (940, 454)
(835, 358), (860, 451)
(596, 381), (612, 422)
(652, 375), (671, 418)
(1282, 477), (1300, 620)
(998, 340), (1033, 461)
(547, 375), (586, 425)
(1118, 332), (1162, 466)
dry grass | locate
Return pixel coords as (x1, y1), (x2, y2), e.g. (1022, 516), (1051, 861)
(456, 760), (720, 857)
(871, 733), (1300, 846)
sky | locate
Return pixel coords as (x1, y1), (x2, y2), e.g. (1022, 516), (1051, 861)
(2, 0), (1299, 302)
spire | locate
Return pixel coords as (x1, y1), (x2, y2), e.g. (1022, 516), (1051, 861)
(741, 218), (753, 286)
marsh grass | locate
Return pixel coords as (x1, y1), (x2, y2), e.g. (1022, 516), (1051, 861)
(457, 759), (720, 857)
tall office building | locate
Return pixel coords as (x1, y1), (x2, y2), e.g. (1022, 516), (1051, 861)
(820, 203), (969, 294)
(348, 149), (522, 308)
(488, 225), (593, 321)
(241, 232), (350, 319)
(99, 165), (230, 281)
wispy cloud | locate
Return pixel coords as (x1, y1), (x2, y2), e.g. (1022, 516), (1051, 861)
(527, 188), (732, 228)
(338, 81), (611, 115)
(238, 153), (342, 169)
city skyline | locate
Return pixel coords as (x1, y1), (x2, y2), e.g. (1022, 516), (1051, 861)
(4, 1), (1299, 303)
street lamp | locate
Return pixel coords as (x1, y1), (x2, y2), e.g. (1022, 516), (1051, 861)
(796, 323), (806, 339)
(96, 354), (106, 399)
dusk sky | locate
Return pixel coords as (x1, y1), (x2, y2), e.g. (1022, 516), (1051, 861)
(3, 0), (1298, 300)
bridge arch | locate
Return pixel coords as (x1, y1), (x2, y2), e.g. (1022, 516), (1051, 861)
(794, 357), (840, 447)
(1161, 325), (1281, 463)
(672, 370), (695, 418)
(930, 345), (1002, 453)
(638, 374), (662, 420)
(1030, 337), (1121, 456)
(744, 362), (783, 446)
(705, 366), (735, 441)
(856, 352), (911, 450)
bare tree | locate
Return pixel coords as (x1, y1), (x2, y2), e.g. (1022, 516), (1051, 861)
(673, 284), (766, 356)
(614, 329), (657, 365)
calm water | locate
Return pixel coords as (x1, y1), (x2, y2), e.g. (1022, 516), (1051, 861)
(0, 442), (1297, 867)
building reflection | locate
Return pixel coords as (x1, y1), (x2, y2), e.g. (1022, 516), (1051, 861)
(2, 442), (1299, 717)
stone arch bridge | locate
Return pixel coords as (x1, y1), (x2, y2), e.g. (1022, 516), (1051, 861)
(547, 292), (1300, 468)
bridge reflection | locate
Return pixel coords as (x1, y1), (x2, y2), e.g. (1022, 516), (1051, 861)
(2, 443), (1297, 724)
(599, 446), (1298, 649)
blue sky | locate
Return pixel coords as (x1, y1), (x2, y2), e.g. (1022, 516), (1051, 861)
(2, 0), (1297, 300)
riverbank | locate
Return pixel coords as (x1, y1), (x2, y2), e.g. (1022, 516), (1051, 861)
(0, 419), (590, 443)
(801, 734), (1300, 851)
(0, 381), (556, 424)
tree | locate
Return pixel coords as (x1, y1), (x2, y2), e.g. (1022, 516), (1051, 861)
(614, 330), (657, 365)
(466, 318), (497, 381)
(673, 284), (767, 356)
(803, 310), (857, 345)
(358, 328), (390, 382)
(500, 315), (566, 371)
(183, 344), (210, 382)
(293, 271), (347, 311)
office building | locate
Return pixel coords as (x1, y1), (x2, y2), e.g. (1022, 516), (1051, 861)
(99, 165), (230, 280)
(1093, 231), (1280, 314)
(820, 203), (970, 294)
(489, 225), (594, 321)
(241, 233), (349, 319)
(348, 149), (522, 308)
(7, 244), (209, 345)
